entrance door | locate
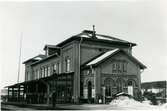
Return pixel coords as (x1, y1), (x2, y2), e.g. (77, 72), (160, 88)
(88, 81), (92, 101)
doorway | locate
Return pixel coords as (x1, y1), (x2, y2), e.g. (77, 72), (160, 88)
(88, 81), (92, 102)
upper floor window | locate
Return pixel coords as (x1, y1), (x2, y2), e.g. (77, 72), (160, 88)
(122, 62), (127, 73)
(44, 67), (47, 77)
(57, 62), (60, 74)
(48, 66), (50, 76)
(65, 57), (71, 72)
(42, 67), (44, 78)
(37, 69), (40, 79)
(34, 70), (37, 80)
(112, 61), (127, 73)
(53, 63), (57, 73)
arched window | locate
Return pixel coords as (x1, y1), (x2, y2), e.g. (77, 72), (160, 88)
(104, 78), (115, 96)
(128, 81), (133, 86)
(127, 79), (136, 96)
(116, 78), (126, 93)
(127, 79), (136, 87)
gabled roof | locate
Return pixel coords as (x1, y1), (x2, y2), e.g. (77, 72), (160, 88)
(83, 49), (146, 69)
(87, 49), (119, 66)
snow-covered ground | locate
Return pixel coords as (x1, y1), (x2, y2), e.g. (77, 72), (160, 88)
(161, 103), (167, 108)
(109, 94), (166, 110)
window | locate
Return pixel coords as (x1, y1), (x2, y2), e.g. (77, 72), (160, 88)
(53, 63), (57, 73)
(65, 57), (71, 72)
(48, 66), (50, 76)
(87, 70), (90, 75)
(37, 70), (40, 79)
(112, 63), (117, 73)
(112, 61), (127, 73)
(34, 70), (37, 79)
(42, 67), (44, 78)
(123, 62), (127, 72)
(105, 85), (111, 96)
(57, 62), (60, 74)
(32, 70), (35, 80)
(44, 67), (47, 77)
(128, 81), (133, 86)
(40, 68), (42, 78)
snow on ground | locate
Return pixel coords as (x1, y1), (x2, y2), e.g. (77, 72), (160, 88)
(161, 103), (167, 108)
(109, 95), (163, 109)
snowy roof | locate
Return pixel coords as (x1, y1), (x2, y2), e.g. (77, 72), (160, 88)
(83, 49), (146, 69)
(56, 30), (136, 47)
(86, 49), (119, 66)
(23, 54), (46, 64)
(76, 31), (131, 44)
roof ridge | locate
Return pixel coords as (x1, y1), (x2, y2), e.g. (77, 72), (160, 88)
(96, 34), (130, 43)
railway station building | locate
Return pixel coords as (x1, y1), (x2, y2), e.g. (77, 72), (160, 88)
(6, 29), (146, 104)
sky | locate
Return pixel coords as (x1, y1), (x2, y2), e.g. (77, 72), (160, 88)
(0, 0), (166, 89)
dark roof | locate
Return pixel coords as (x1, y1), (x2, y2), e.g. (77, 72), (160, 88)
(141, 81), (167, 89)
(56, 30), (136, 47)
(23, 54), (46, 64)
(6, 72), (74, 88)
(43, 44), (60, 50)
(82, 49), (146, 69)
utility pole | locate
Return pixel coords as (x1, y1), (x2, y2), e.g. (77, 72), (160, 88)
(17, 32), (23, 83)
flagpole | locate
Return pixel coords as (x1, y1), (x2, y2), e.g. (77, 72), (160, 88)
(17, 32), (22, 83)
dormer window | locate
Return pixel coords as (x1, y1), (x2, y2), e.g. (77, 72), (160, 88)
(43, 45), (60, 57)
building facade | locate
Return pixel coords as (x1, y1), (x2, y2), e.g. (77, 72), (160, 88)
(6, 30), (146, 104)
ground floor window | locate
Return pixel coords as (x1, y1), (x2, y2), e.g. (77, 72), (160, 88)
(104, 78), (115, 97)
(116, 78), (126, 93)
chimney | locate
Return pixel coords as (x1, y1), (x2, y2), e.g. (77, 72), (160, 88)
(92, 25), (96, 39)
(82, 25), (97, 39)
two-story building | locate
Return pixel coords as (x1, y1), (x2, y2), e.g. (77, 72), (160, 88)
(6, 29), (146, 104)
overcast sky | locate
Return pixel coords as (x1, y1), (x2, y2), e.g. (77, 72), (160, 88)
(0, 0), (166, 89)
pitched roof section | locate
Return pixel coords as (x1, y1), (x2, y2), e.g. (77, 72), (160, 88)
(31, 53), (59, 66)
(77, 31), (131, 43)
(85, 49), (146, 69)
(56, 30), (136, 47)
(87, 49), (119, 66)
(23, 54), (46, 64)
